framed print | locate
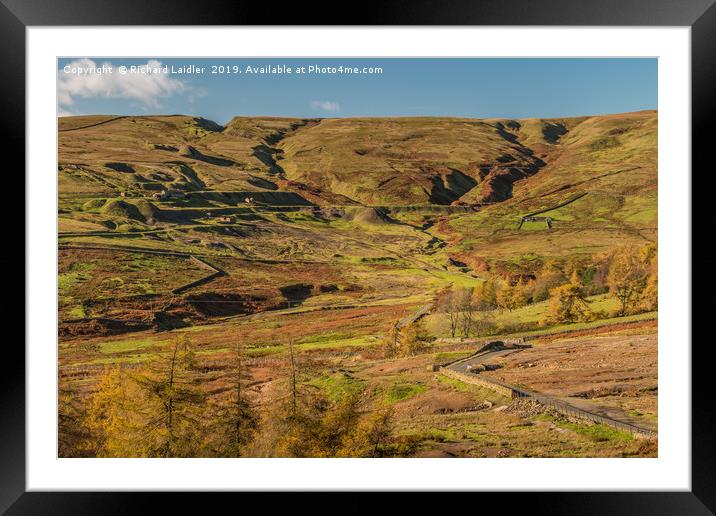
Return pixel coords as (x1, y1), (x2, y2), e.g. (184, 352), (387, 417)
(6, 0), (713, 512)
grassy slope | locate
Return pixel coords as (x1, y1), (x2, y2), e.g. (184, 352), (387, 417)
(58, 115), (299, 197)
(278, 117), (544, 205)
(58, 110), (657, 302)
(434, 111), (657, 262)
(57, 112), (658, 457)
(57, 110), (657, 329)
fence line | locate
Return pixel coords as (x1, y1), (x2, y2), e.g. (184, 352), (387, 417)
(396, 302), (435, 329)
(171, 256), (225, 294)
(439, 366), (657, 440)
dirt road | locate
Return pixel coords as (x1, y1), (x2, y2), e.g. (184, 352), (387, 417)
(446, 348), (523, 373)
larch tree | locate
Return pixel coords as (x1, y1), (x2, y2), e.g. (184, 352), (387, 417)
(288, 337), (299, 419)
(541, 272), (592, 325)
(398, 319), (433, 356)
(133, 335), (205, 457)
(58, 384), (90, 457)
(641, 251), (658, 311)
(228, 341), (259, 453)
(476, 279), (498, 310)
(203, 341), (259, 457)
(607, 245), (648, 316)
(380, 321), (400, 358)
(343, 406), (395, 458)
(496, 281), (524, 312)
(83, 366), (144, 457)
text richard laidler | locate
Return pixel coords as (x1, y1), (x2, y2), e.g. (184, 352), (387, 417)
(90, 63), (378, 76)
(140, 63), (377, 75)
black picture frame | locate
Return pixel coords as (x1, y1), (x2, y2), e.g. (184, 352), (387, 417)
(5, 0), (710, 513)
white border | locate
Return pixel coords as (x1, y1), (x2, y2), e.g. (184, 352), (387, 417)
(27, 27), (691, 491)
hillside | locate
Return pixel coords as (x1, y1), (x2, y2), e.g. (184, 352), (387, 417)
(432, 110), (657, 264)
(278, 117), (546, 205)
(57, 110), (659, 459)
(58, 115), (297, 195)
(59, 111), (656, 207)
(58, 110), (657, 268)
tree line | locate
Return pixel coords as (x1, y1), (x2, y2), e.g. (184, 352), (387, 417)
(59, 336), (396, 458)
(438, 243), (657, 338)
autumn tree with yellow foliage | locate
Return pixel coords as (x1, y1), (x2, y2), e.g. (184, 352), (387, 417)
(83, 366), (144, 457)
(542, 272), (592, 325)
(84, 336), (205, 457)
(607, 245), (649, 316)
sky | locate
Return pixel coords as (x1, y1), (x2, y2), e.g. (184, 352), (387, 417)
(57, 58), (657, 124)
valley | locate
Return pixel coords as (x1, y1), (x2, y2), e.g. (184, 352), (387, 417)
(57, 110), (658, 458)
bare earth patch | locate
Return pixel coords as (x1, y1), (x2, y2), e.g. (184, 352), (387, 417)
(482, 332), (657, 429)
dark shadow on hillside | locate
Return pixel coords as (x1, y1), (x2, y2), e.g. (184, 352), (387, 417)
(178, 144), (234, 166)
(495, 122), (519, 144)
(193, 117), (223, 132)
(252, 144), (285, 174)
(165, 162), (206, 188)
(279, 283), (313, 307)
(248, 175), (279, 190)
(105, 162), (135, 173)
(428, 168), (478, 205)
(542, 122), (568, 144)
(195, 154), (235, 167)
(186, 292), (269, 317)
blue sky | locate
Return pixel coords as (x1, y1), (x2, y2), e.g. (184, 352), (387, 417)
(57, 58), (657, 124)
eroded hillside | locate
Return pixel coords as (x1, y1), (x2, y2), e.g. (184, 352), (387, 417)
(277, 117), (548, 205)
(59, 111), (656, 210)
(58, 110), (656, 265)
(431, 110), (658, 265)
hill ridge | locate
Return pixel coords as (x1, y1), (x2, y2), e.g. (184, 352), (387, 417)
(58, 110), (656, 209)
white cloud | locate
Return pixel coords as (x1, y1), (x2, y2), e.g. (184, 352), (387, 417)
(57, 106), (77, 117)
(311, 100), (340, 112)
(57, 58), (187, 110)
